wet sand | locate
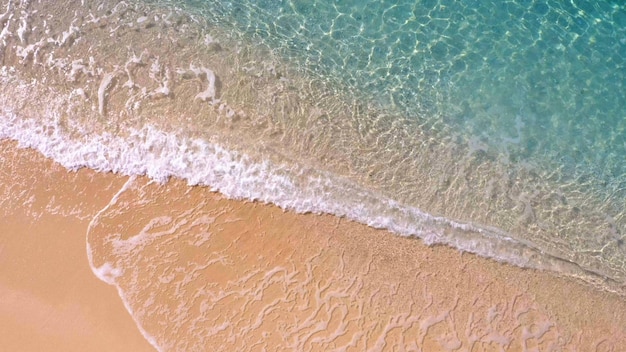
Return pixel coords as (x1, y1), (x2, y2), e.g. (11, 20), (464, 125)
(2, 139), (625, 351)
(1, 0), (625, 350)
(0, 141), (154, 352)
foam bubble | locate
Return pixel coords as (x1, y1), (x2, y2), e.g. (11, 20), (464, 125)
(91, 261), (123, 285)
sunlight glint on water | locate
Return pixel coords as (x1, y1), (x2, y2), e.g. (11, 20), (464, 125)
(0, 0), (624, 294)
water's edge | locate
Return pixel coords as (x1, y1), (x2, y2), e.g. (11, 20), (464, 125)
(0, 0), (624, 296)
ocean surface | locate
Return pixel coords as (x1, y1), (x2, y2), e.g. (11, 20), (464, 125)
(1, 0), (626, 349)
(1, 0), (625, 309)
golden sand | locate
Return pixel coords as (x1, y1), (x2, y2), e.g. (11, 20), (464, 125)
(1, 139), (624, 351)
(0, 141), (154, 352)
(1, 0), (624, 350)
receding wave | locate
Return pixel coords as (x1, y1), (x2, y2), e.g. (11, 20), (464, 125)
(0, 0), (624, 296)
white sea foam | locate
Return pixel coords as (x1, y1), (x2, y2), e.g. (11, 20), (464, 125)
(84, 174), (163, 351)
(0, 0), (619, 296)
(0, 104), (546, 272)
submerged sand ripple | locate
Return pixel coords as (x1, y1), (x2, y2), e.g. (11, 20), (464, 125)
(0, 0), (624, 294)
(0, 0), (625, 349)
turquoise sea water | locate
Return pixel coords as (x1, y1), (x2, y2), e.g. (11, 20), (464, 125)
(189, 0), (626, 181)
(168, 0), (626, 284)
(1, 0), (624, 292)
(2, 1), (625, 349)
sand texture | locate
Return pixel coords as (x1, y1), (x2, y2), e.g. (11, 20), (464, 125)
(0, 2), (624, 349)
(0, 141), (155, 352)
(1, 140), (625, 351)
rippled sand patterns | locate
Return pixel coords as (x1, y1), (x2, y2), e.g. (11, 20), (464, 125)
(87, 176), (626, 351)
(0, 0), (624, 292)
(1, 0), (625, 350)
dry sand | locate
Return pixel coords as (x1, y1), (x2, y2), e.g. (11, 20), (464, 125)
(0, 140), (154, 352)
(1, 138), (625, 351)
(0, 1), (624, 350)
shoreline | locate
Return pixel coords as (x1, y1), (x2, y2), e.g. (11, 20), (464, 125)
(0, 0), (623, 293)
(0, 140), (154, 352)
(2, 139), (624, 350)
(0, 1), (625, 349)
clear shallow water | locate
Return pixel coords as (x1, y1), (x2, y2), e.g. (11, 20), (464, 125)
(0, 0), (624, 294)
(186, 0), (626, 181)
(171, 0), (626, 283)
(179, 0), (626, 218)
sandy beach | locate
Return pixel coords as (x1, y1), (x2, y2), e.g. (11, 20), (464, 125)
(2, 138), (625, 351)
(0, 0), (625, 350)
(0, 141), (154, 352)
